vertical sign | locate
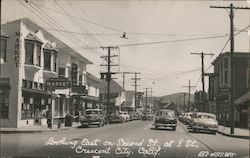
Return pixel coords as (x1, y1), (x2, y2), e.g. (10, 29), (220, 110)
(71, 63), (78, 86)
(14, 32), (22, 67)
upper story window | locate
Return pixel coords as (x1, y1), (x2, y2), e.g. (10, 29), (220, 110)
(44, 50), (51, 70)
(247, 69), (250, 88)
(58, 67), (65, 77)
(36, 45), (41, 66)
(1, 38), (7, 63)
(79, 75), (83, 86)
(25, 42), (34, 65)
(53, 53), (57, 72)
(25, 33), (43, 66)
(43, 43), (57, 72)
(224, 57), (228, 69)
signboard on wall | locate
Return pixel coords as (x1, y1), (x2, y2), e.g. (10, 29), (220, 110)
(46, 78), (70, 90)
(71, 63), (78, 86)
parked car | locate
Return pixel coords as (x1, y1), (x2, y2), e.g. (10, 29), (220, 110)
(133, 112), (142, 120)
(190, 112), (218, 134)
(182, 112), (193, 125)
(107, 113), (124, 123)
(178, 113), (186, 122)
(79, 109), (105, 127)
(118, 111), (130, 122)
(141, 111), (154, 121)
(154, 109), (177, 130)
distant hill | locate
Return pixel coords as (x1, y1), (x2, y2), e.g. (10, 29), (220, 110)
(159, 93), (194, 106)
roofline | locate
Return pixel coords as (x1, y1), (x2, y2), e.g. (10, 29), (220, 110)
(2, 18), (93, 65)
(211, 51), (250, 65)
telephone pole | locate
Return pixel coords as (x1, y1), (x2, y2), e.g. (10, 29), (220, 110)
(183, 93), (186, 112)
(182, 80), (196, 112)
(100, 46), (118, 115)
(191, 52), (214, 112)
(210, 4), (250, 134)
(144, 88), (150, 110)
(131, 72), (141, 111)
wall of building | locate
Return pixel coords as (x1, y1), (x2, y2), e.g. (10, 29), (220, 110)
(1, 20), (21, 127)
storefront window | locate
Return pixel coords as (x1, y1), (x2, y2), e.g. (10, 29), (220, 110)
(0, 88), (9, 118)
(21, 96), (34, 119)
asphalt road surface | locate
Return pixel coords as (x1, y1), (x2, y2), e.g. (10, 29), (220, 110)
(1, 120), (249, 158)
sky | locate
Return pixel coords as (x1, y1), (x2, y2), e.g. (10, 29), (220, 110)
(1, 0), (250, 96)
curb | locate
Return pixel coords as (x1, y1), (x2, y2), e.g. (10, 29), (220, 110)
(0, 126), (77, 134)
(217, 131), (250, 139)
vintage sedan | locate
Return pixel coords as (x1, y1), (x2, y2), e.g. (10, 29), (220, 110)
(154, 109), (177, 130)
(190, 112), (218, 134)
(79, 109), (105, 127)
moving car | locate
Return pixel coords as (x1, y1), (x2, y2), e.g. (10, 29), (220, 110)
(141, 111), (154, 121)
(118, 111), (130, 122)
(154, 109), (177, 130)
(79, 109), (105, 127)
(190, 112), (218, 134)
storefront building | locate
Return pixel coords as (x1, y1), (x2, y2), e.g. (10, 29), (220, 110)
(0, 18), (92, 128)
(210, 52), (250, 127)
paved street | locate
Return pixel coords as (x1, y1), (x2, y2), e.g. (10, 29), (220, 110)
(1, 120), (249, 158)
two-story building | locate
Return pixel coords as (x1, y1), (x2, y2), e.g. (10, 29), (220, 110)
(0, 18), (93, 128)
(208, 52), (250, 127)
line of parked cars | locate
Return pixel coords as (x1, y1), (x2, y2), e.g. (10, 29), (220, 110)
(79, 109), (142, 127)
(179, 112), (218, 134)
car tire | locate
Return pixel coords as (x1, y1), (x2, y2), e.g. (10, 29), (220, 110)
(173, 126), (176, 131)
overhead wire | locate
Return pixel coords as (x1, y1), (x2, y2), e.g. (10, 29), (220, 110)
(20, 0), (89, 53)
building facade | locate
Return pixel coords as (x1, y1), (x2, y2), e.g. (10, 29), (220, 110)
(0, 18), (94, 128)
(208, 52), (250, 127)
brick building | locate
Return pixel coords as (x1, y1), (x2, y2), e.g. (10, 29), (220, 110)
(208, 52), (250, 127)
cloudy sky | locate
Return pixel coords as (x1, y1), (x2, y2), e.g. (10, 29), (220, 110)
(2, 0), (249, 96)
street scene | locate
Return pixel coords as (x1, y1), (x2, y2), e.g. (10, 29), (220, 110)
(0, 0), (249, 158)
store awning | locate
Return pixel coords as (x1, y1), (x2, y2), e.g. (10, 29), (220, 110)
(234, 92), (250, 106)
(22, 88), (50, 95)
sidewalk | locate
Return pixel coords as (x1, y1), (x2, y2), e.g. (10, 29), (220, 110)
(217, 125), (250, 139)
(0, 122), (80, 134)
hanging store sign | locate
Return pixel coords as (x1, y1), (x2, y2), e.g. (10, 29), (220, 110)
(72, 85), (88, 95)
(46, 78), (70, 90)
(71, 63), (78, 86)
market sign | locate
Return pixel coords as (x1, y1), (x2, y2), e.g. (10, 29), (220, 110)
(46, 78), (70, 90)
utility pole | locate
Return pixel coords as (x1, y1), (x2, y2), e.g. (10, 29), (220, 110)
(210, 4), (250, 134)
(183, 93), (186, 112)
(182, 80), (196, 112)
(144, 88), (150, 110)
(100, 46), (118, 115)
(191, 52), (214, 112)
(131, 72), (141, 111)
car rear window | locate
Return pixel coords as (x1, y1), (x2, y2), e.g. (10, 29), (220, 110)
(157, 111), (174, 117)
(198, 115), (215, 119)
(86, 111), (99, 115)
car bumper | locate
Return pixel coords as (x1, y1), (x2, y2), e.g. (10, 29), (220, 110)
(81, 120), (101, 125)
(154, 123), (177, 127)
(192, 125), (218, 131)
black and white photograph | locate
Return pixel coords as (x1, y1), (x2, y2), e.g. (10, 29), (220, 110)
(0, 0), (249, 157)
